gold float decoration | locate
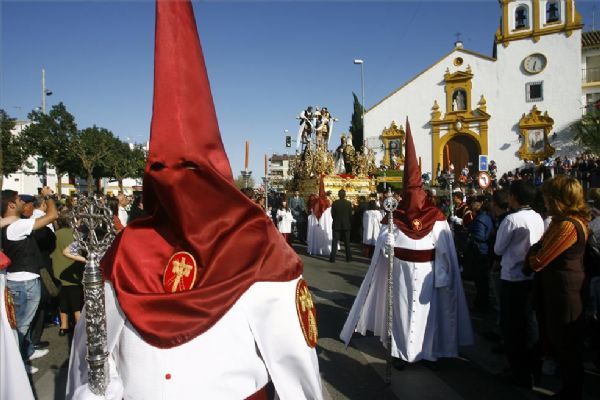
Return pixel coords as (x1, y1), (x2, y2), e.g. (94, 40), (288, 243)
(380, 121), (406, 169)
(517, 105), (555, 163)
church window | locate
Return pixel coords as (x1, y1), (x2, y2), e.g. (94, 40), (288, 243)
(515, 5), (530, 29)
(454, 57), (464, 66)
(526, 81), (543, 102)
(546, 1), (560, 23)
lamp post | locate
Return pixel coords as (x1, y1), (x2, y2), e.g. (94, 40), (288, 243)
(263, 153), (269, 210)
(41, 68), (53, 114)
(353, 59), (365, 149)
(41, 68), (53, 186)
(241, 140), (252, 189)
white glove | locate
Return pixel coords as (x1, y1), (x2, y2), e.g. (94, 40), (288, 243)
(71, 368), (125, 400)
(72, 376), (124, 400)
(450, 216), (463, 226)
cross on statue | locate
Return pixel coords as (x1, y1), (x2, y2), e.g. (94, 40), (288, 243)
(455, 32), (462, 43)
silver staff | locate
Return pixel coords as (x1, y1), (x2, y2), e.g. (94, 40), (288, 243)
(382, 188), (398, 385)
(70, 196), (116, 396)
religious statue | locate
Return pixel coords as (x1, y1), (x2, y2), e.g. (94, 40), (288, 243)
(334, 135), (347, 174)
(391, 154), (400, 170)
(452, 90), (466, 111)
(342, 134), (357, 174)
(297, 106), (314, 151)
(315, 107), (334, 147)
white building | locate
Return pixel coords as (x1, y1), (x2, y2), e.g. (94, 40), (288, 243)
(365, 0), (584, 178)
(268, 154), (296, 192)
(582, 30), (600, 112)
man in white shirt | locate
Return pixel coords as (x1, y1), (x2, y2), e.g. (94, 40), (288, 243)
(32, 195), (55, 231)
(117, 192), (129, 227)
(494, 180), (544, 389)
(1, 187), (58, 374)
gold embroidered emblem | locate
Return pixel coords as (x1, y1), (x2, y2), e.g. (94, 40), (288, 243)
(295, 279), (318, 348)
(4, 287), (16, 329)
(162, 252), (198, 293)
(411, 219), (423, 231)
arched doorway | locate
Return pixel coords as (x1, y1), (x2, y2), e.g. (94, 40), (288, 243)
(442, 134), (480, 177)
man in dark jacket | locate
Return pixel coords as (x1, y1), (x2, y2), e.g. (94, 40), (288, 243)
(329, 189), (353, 263)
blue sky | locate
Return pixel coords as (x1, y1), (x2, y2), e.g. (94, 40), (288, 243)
(2, 0), (598, 178)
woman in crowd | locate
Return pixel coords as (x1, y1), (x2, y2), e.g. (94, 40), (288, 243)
(107, 197), (124, 233)
(525, 175), (590, 400)
(586, 188), (600, 371)
(50, 211), (85, 336)
(276, 201), (295, 244)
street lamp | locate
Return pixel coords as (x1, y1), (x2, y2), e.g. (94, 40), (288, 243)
(353, 59), (365, 150)
(41, 68), (53, 114)
(41, 68), (53, 186)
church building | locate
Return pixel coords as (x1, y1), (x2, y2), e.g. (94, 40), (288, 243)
(365, 0), (584, 178)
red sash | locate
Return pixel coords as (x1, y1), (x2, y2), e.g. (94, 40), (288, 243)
(393, 247), (436, 263)
(246, 382), (274, 400)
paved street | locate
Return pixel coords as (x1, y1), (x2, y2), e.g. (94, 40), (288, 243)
(28, 242), (600, 400)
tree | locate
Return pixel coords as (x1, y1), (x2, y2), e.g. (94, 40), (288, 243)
(349, 92), (364, 152)
(71, 126), (115, 193)
(21, 102), (79, 194)
(0, 109), (32, 189)
(571, 110), (600, 156)
(234, 174), (255, 189)
(104, 138), (147, 191)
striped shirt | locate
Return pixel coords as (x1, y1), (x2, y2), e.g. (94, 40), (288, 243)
(527, 217), (588, 272)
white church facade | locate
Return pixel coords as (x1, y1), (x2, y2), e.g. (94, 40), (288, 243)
(365, 0), (584, 178)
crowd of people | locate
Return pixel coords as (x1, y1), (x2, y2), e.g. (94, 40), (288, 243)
(5, 160), (596, 395)
(2, 0), (599, 395)
(447, 154), (600, 193)
(242, 158), (600, 399)
(0, 189), (146, 376)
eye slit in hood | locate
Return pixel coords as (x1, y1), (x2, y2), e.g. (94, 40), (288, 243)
(181, 160), (199, 170)
(150, 162), (166, 171)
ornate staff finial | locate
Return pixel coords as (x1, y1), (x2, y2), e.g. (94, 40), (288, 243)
(70, 196), (116, 396)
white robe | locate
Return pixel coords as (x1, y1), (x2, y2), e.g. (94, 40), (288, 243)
(66, 277), (323, 400)
(307, 208), (335, 256)
(276, 209), (295, 234)
(0, 271), (35, 400)
(340, 220), (473, 362)
(362, 210), (383, 246)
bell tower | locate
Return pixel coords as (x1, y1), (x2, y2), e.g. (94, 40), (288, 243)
(495, 0), (582, 47)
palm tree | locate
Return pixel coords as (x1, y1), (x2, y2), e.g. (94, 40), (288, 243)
(571, 110), (600, 156)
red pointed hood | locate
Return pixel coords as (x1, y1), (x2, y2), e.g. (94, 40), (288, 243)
(101, 0), (302, 348)
(393, 118), (445, 239)
(313, 175), (330, 220)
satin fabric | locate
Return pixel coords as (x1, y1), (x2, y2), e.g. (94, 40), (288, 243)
(101, 0), (302, 349)
(393, 119), (445, 240)
(313, 176), (330, 221)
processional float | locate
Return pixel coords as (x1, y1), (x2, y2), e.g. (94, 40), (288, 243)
(290, 106), (377, 204)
